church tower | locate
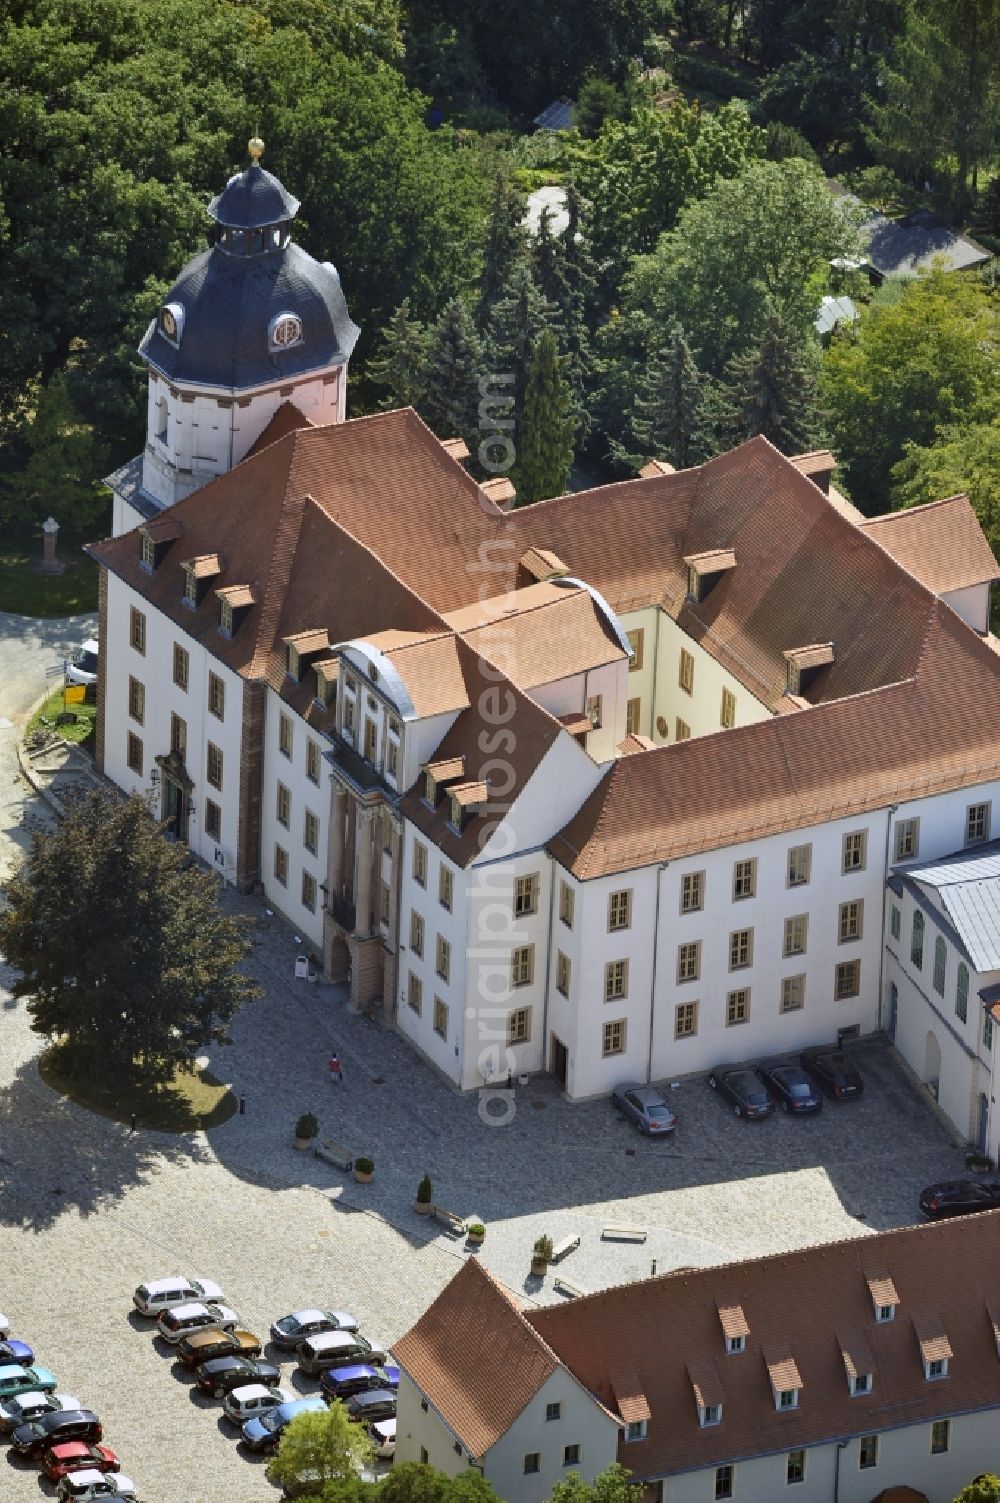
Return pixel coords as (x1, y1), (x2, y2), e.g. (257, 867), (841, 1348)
(108, 137), (359, 535)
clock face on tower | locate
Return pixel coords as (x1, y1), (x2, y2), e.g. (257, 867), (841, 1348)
(160, 307), (177, 339)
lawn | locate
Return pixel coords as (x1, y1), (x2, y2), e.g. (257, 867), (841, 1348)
(0, 541), (98, 617)
(27, 687), (98, 745)
(40, 1044), (238, 1132)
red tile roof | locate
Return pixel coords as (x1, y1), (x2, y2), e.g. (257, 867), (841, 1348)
(859, 495), (999, 594)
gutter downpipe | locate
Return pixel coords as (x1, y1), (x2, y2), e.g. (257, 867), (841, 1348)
(833, 1436), (849, 1503)
(647, 861), (668, 1084)
(877, 802), (899, 1034)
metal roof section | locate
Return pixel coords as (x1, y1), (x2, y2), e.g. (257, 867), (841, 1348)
(900, 840), (1000, 973)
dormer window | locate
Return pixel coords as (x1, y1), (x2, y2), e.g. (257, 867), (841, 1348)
(926, 1357), (948, 1380)
(865, 1271), (899, 1324)
(839, 1332), (875, 1398)
(777, 1389), (798, 1411)
(313, 661), (337, 709)
(269, 312), (302, 352)
(726, 1336), (745, 1355)
(159, 301), (185, 347)
(784, 643), (835, 697)
(764, 1349), (802, 1413)
(448, 794), (462, 830)
(876, 1304), (895, 1323)
(624, 1421), (646, 1443)
(283, 630), (329, 684)
(688, 1359), (724, 1429)
(181, 554), (221, 608)
(684, 549), (737, 604)
(717, 1305), (749, 1355)
(701, 1404), (722, 1427)
(424, 771), (438, 805)
(183, 567), (198, 606)
(215, 583), (253, 638)
(914, 1315), (952, 1380)
(220, 599), (233, 635)
(140, 533), (155, 570)
(850, 1373), (872, 1396)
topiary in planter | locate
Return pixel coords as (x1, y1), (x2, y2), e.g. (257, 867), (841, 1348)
(415, 1174), (433, 1213)
(294, 1112), (319, 1148)
(354, 1155), (375, 1183)
(531, 1233), (553, 1273)
(467, 1222), (486, 1245)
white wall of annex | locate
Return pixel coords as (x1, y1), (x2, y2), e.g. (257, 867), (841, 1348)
(258, 687), (326, 953)
(941, 581), (990, 634)
(648, 609), (771, 745)
(396, 840), (469, 1089)
(485, 1370), (619, 1503)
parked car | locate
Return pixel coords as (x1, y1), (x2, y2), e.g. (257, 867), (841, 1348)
(707, 1067), (775, 1119)
(0, 1362), (58, 1398)
(42, 1441), (120, 1481)
(344, 1389), (396, 1425)
(755, 1062), (823, 1115)
(13, 1410), (102, 1459)
(0, 1338), (34, 1366)
(299, 1332), (386, 1377)
(0, 1391), (81, 1434)
(65, 640), (99, 688)
(156, 1302), (238, 1344)
(57, 1471), (136, 1502)
(177, 1328), (261, 1367)
(369, 1417), (395, 1460)
(269, 1308), (359, 1350)
(241, 1396), (327, 1452)
(919, 1179), (1000, 1218)
(612, 1083), (677, 1135)
(222, 1383), (295, 1428)
(194, 1355), (281, 1399)
(133, 1276), (224, 1318)
(320, 1364), (400, 1403)
(799, 1045), (865, 1100)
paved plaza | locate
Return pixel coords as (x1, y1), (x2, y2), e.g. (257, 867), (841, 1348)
(0, 613), (970, 1503)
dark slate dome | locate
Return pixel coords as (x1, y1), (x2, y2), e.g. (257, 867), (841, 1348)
(208, 163), (300, 230)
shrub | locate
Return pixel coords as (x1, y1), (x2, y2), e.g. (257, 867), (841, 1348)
(533, 1234), (554, 1262)
(416, 1174), (433, 1204)
(673, 55), (758, 102)
(467, 1222), (486, 1237)
(295, 1112), (319, 1140)
(355, 1155), (375, 1174)
(765, 122), (820, 169)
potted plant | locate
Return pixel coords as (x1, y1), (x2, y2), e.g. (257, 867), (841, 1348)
(294, 1112), (319, 1150)
(531, 1234), (553, 1276)
(354, 1155), (374, 1184)
(467, 1222), (486, 1247)
(415, 1174), (433, 1215)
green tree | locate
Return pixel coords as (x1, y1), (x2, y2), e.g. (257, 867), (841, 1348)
(421, 297), (484, 449)
(822, 269), (999, 511)
(953, 1478), (1000, 1503)
(517, 328), (575, 504)
(892, 418), (1000, 599)
(368, 300), (430, 411)
(476, 171), (529, 331)
(0, 792), (258, 1085)
(623, 324), (720, 470)
(265, 1403), (373, 1492)
(485, 263), (560, 450)
(720, 311), (825, 454)
(546, 1463), (642, 1502)
(4, 370), (109, 533)
(290, 1460), (503, 1502)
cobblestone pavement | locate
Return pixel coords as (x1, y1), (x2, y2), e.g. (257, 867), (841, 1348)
(0, 613), (969, 1503)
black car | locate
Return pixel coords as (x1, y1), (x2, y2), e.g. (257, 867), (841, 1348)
(919, 1180), (1000, 1219)
(344, 1388), (397, 1425)
(12, 1409), (102, 1458)
(756, 1062), (823, 1115)
(799, 1045), (865, 1100)
(707, 1067), (775, 1119)
(195, 1354), (282, 1398)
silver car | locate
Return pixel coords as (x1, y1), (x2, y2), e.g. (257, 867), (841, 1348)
(56, 1470), (136, 1502)
(0, 1392), (81, 1434)
(156, 1301), (238, 1344)
(222, 1383), (294, 1427)
(613, 1083), (678, 1135)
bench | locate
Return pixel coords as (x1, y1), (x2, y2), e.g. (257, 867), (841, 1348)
(554, 1275), (587, 1299)
(602, 1224), (647, 1243)
(430, 1204), (467, 1237)
(314, 1139), (355, 1172)
(550, 1234), (581, 1264)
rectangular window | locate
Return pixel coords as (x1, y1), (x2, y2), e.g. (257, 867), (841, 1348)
(781, 974), (805, 1013)
(433, 996), (448, 1039)
(932, 936), (947, 996)
(967, 801), (991, 845)
(835, 959), (861, 1000)
(911, 910), (924, 967)
(410, 910), (424, 959)
(130, 606), (146, 654)
(276, 782), (291, 828)
(608, 890), (632, 931)
(408, 972), (422, 1016)
(208, 672), (225, 720)
(207, 742), (223, 791)
(523, 1455), (540, 1476)
(512, 945), (534, 987)
(626, 697), (641, 735)
(625, 1421), (646, 1443)
(436, 934), (451, 983)
(930, 1419), (949, 1454)
(274, 845), (288, 886)
(984, 1011), (994, 1052)
(839, 899), (864, 943)
(677, 941), (701, 983)
(727, 988), (750, 1026)
(303, 809), (319, 856)
(546, 1403), (562, 1423)
(170, 712), (186, 759)
(843, 830), (867, 873)
(715, 1466), (734, 1501)
(890, 904), (901, 941)
(514, 873), (539, 917)
(126, 730), (143, 775)
(301, 871), (316, 912)
(680, 871), (704, 913)
(787, 843), (811, 887)
(205, 799), (221, 840)
(604, 959), (628, 1001)
(675, 717), (691, 741)
(278, 713), (293, 759)
(182, 566), (197, 606)
(786, 1450), (805, 1485)
(386, 739), (399, 779)
(720, 686), (736, 729)
(563, 1444), (580, 1467)
(602, 1018), (626, 1057)
(556, 951), (571, 997)
(413, 840), (427, 887)
(585, 694), (603, 730)
(306, 739), (320, 784)
(783, 915), (808, 957)
(894, 817), (920, 861)
(343, 698), (355, 737)
(559, 881), (575, 927)
(679, 648), (694, 695)
(439, 866), (453, 912)
(173, 642), (189, 690)
(729, 928), (753, 970)
(733, 858), (757, 900)
(675, 1001), (699, 1039)
(956, 963), (969, 1022)
(778, 1389), (798, 1411)
(128, 676), (145, 725)
(859, 1434), (878, 1470)
(627, 628), (644, 671)
(140, 531), (155, 570)
(508, 1006), (531, 1045)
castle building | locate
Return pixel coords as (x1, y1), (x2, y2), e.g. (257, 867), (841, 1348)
(89, 149), (1000, 1161)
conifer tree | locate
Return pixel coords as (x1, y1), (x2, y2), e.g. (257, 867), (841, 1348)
(516, 328), (575, 505)
(532, 202), (592, 436)
(420, 297), (484, 450)
(476, 171), (529, 330)
(485, 264), (560, 451)
(626, 324), (720, 470)
(720, 312), (824, 455)
(367, 299), (429, 411)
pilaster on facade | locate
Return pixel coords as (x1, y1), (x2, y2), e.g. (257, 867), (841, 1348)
(235, 680), (266, 892)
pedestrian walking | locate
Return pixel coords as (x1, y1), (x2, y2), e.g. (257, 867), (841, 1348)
(328, 1053), (343, 1084)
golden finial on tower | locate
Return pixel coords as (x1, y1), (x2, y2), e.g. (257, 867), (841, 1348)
(248, 132), (265, 164)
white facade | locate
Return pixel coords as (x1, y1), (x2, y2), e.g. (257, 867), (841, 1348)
(257, 687), (329, 954)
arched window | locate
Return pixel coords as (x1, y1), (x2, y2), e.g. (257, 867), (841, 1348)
(156, 396), (168, 444)
(269, 312), (302, 351)
(932, 936), (946, 996)
(956, 963), (969, 1024)
(911, 910), (924, 968)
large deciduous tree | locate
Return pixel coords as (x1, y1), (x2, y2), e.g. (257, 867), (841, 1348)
(265, 1404), (373, 1492)
(546, 1463), (644, 1502)
(0, 792), (258, 1083)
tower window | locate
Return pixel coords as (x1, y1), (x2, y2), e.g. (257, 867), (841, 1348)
(156, 396), (168, 444)
(269, 312), (302, 352)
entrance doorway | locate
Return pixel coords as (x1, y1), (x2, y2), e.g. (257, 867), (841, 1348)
(162, 776), (189, 842)
(549, 1035), (568, 1088)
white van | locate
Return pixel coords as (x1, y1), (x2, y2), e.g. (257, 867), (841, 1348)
(133, 1276), (223, 1317)
(297, 1331), (387, 1377)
